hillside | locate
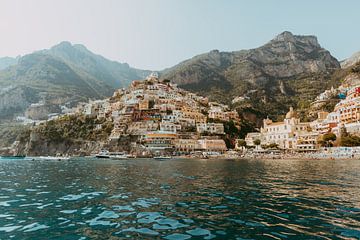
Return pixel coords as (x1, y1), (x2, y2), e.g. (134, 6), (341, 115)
(41, 41), (149, 88)
(13, 76), (250, 156)
(341, 51), (360, 68)
(0, 42), (150, 120)
(161, 31), (341, 122)
(0, 56), (19, 70)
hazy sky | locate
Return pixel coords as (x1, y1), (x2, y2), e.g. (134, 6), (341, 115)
(1, 0), (359, 70)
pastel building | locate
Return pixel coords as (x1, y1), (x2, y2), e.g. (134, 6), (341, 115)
(196, 123), (224, 135)
(245, 107), (318, 151)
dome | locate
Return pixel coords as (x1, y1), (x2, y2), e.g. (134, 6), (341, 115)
(285, 107), (298, 119)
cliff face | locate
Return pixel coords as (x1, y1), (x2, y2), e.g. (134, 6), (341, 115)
(16, 131), (103, 156)
(13, 114), (141, 156)
(161, 31), (341, 120)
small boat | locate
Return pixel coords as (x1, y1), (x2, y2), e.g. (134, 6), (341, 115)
(38, 156), (70, 160)
(110, 153), (132, 160)
(95, 150), (110, 158)
(0, 155), (26, 159)
(153, 156), (172, 160)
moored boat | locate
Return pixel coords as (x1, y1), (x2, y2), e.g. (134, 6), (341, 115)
(0, 155), (26, 159)
(95, 150), (110, 158)
(38, 156), (70, 160)
(110, 152), (133, 160)
(153, 156), (172, 160)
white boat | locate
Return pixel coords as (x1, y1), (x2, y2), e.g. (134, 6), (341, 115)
(95, 150), (110, 158)
(110, 153), (132, 159)
(153, 156), (172, 160)
(38, 156), (70, 160)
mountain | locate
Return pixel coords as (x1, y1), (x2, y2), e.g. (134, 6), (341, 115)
(161, 31), (341, 121)
(40, 41), (149, 88)
(0, 56), (19, 70)
(0, 42), (150, 120)
(341, 51), (360, 68)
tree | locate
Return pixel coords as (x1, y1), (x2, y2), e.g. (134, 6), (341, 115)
(253, 139), (261, 150)
(223, 120), (239, 137)
(340, 135), (360, 147)
(319, 132), (337, 147)
(237, 139), (247, 151)
(340, 125), (349, 137)
(267, 143), (279, 149)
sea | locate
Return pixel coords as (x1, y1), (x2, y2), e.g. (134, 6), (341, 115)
(0, 157), (359, 239)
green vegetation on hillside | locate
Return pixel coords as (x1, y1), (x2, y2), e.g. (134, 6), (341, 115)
(35, 115), (113, 142)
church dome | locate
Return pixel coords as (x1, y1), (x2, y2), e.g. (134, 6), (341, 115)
(285, 107), (298, 119)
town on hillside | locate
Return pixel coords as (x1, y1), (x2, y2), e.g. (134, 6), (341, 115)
(21, 72), (242, 158)
(244, 83), (360, 158)
(5, 72), (360, 159)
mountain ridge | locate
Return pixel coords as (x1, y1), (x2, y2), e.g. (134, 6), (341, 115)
(0, 42), (150, 120)
(0, 56), (19, 70)
(160, 31), (341, 122)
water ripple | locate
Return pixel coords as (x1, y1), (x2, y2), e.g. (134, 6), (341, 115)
(0, 157), (359, 239)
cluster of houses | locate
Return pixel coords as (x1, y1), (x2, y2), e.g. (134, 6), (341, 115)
(79, 73), (240, 155)
(244, 84), (360, 152)
(21, 71), (360, 155)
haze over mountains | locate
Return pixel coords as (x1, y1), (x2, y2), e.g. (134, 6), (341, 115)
(0, 56), (19, 70)
(0, 31), (359, 123)
(0, 42), (150, 119)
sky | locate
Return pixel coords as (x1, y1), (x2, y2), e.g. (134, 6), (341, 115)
(0, 0), (360, 70)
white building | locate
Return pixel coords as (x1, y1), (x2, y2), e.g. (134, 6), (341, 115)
(245, 107), (318, 151)
(196, 123), (224, 135)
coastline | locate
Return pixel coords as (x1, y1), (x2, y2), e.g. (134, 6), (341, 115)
(2, 152), (360, 161)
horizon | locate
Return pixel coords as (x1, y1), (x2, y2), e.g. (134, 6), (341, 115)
(1, 0), (360, 70)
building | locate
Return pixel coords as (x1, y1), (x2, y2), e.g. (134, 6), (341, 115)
(208, 107), (229, 122)
(294, 131), (318, 152)
(141, 131), (177, 151)
(244, 132), (262, 147)
(260, 107), (314, 149)
(333, 85), (360, 134)
(198, 139), (227, 152)
(245, 107), (318, 151)
(175, 139), (200, 153)
(127, 121), (159, 135)
(138, 99), (150, 110)
(160, 122), (181, 133)
(181, 107), (206, 123)
(196, 123), (224, 135)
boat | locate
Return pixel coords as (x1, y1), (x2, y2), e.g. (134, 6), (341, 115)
(0, 155), (26, 159)
(110, 152), (133, 160)
(153, 156), (172, 160)
(38, 156), (70, 160)
(95, 150), (110, 158)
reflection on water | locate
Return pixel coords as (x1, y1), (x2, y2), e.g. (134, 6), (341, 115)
(0, 158), (359, 239)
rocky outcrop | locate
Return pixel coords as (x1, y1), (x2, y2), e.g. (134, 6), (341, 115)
(341, 51), (360, 68)
(16, 130), (105, 156)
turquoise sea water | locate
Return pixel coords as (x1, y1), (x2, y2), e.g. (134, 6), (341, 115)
(0, 157), (359, 239)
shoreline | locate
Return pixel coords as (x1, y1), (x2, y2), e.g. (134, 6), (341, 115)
(1, 154), (359, 161)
